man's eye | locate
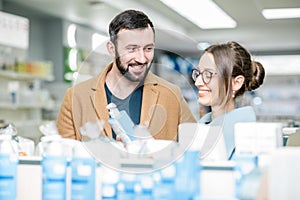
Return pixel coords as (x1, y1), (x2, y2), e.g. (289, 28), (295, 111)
(145, 47), (153, 52)
(128, 47), (136, 52)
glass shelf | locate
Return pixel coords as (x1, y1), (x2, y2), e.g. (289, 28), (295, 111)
(0, 70), (54, 81)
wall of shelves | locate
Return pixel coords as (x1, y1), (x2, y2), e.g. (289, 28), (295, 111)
(0, 69), (54, 142)
(0, 9), (57, 143)
(253, 75), (300, 123)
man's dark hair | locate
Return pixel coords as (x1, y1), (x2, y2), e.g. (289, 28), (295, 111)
(109, 10), (155, 45)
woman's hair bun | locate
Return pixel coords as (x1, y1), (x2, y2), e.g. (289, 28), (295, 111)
(248, 61), (265, 91)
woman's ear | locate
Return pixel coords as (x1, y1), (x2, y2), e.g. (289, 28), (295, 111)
(232, 75), (245, 91)
(106, 41), (116, 58)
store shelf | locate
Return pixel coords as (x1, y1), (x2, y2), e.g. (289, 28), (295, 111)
(0, 70), (54, 81)
(13, 119), (41, 127)
(0, 103), (44, 109)
(0, 68), (54, 143)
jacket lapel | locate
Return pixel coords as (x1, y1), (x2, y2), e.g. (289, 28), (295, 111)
(140, 72), (159, 129)
(90, 64), (113, 137)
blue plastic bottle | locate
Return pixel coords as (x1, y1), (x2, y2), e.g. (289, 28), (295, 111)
(117, 173), (137, 200)
(174, 150), (201, 200)
(42, 141), (67, 200)
(71, 143), (97, 200)
(152, 164), (176, 199)
(106, 103), (136, 143)
(101, 168), (119, 200)
(0, 135), (18, 200)
(233, 154), (258, 199)
(134, 174), (154, 200)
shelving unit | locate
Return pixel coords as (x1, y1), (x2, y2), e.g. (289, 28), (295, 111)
(0, 70), (54, 81)
(0, 70), (54, 142)
(253, 75), (300, 123)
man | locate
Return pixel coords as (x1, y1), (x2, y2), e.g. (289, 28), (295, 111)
(56, 9), (196, 142)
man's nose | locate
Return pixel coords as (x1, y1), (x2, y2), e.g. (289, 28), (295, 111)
(135, 49), (147, 63)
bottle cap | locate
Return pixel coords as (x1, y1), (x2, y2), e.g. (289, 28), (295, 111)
(73, 142), (93, 158)
(0, 135), (15, 154)
(46, 141), (63, 156)
(106, 103), (120, 118)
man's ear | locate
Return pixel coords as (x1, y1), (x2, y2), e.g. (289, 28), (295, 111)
(106, 41), (116, 58)
(232, 75), (245, 91)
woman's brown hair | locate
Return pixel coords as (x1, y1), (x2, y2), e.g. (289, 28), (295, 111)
(205, 41), (265, 107)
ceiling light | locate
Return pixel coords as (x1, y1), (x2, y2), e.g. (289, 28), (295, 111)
(88, 0), (105, 9)
(67, 24), (77, 48)
(254, 55), (300, 75)
(262, 8), (300, 19)
(68, 49), (78, 71)
(160, 0), (237, 29)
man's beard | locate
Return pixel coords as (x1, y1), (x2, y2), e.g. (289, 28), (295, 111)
(115, 52), (151, 82)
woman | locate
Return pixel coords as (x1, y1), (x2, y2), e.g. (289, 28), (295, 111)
(192, 41), (265, 160)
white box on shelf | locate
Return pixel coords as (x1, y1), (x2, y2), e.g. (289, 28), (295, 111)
(234, 122), (283, 156)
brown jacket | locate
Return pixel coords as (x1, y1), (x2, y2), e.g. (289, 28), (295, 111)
(56, 63), (196, 141)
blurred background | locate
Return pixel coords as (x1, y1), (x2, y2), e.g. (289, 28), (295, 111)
(0, 0), (299, 142)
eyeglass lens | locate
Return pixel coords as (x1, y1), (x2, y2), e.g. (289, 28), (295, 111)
(192, 70), (213, 84)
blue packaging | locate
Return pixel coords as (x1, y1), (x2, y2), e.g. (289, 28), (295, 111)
(71, 157), (97, 200)
(174, 150), (201, 200)
(42, 155), (67, 200)
(108, 117), (135, 143)
(233, 154), (258, 199)
(101, 168), (119, 200)
(107, 103), (136, 142)
(116, 110), (135, 135)
(0, 153), (18, 200)
(117, 173), (137, 200)
(134, 174), (153, 200)
(152, 165), (176, 199)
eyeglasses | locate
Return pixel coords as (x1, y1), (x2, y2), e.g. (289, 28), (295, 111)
(191, 69), (217, 84)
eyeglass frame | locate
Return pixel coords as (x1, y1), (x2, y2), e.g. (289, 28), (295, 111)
(191, 69), (218, 84)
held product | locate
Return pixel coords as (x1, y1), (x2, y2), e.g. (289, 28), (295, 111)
(106, 103), (136, 143)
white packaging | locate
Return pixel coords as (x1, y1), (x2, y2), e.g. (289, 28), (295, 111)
(269, 147), (300, 200)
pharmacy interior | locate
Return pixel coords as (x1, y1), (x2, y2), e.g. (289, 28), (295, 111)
(0, 1), (300, 200)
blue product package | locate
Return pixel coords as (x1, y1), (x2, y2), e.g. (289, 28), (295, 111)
(42, 155), (67, 200)
(71, 157), (96, 200)
(106, 103), (136, 142)
(134, 174), (153, 200)
(0, 154), (18, 200)
(117, 173), (136, 200)
(117, 110), (135, 136)
(152, 165), (176, 199)
(101, 168), (119, 200)
(174, 150), (201, 200)
(108, 111), (136, 143)
(234, 154), (258, 199)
